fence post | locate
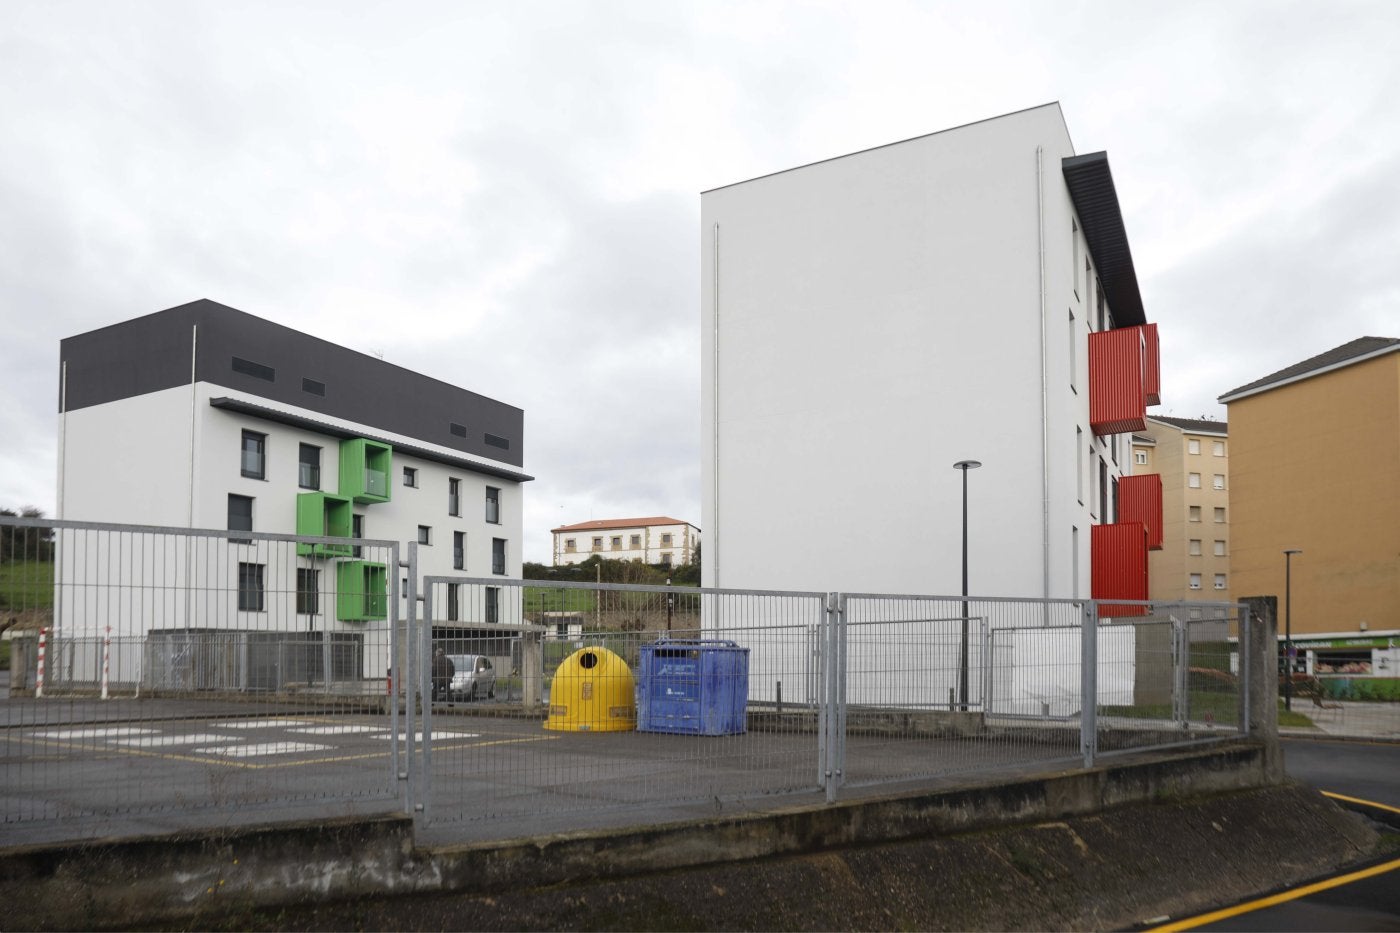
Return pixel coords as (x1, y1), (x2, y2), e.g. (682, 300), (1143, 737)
(1240, 595), (1283, 782)
(1238, 603), (1251, 737)
(1081, 602), (1098, 769)
(101, 624), (111, 700)
(35, 627), (46, 699)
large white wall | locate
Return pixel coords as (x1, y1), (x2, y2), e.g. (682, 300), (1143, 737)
(702, 104), (1122, 599)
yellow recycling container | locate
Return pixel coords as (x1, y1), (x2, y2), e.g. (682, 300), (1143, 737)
(544, 647), (637, 732)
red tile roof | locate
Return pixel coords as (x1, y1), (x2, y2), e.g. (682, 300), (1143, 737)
(551, 517), (694, 534)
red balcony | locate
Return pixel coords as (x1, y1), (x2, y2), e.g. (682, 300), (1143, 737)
(1089, 324), (1161, 436)
(1091, 522), (1149, 617)
(1118, 474), (1163, 550)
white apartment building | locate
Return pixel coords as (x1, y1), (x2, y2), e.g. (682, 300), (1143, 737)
(551, 517), (700, 567)
(56, 300), (531, 660)
(701, 103), (1162, 602)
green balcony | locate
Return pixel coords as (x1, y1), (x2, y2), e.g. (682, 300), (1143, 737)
(339, 438), (393, 504)
(337, 561), (388, 622)
(296, 492), (353, 557)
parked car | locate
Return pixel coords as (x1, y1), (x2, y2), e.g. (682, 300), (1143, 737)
(448, 654), (496, 701)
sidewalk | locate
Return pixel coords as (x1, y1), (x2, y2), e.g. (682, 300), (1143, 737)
(1281, 700), (1400, 739)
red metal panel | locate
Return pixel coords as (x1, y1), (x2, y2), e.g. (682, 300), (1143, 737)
(1089, 327), (1147, 436)
(1091, 522), (1149, 616)
(1118, 474), (1163, 550)
(1141, 323), (1161, 407)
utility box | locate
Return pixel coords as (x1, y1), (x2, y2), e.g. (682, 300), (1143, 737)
(637, 639), (749, 735)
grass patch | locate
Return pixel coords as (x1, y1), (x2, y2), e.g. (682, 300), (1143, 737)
(1101, 692), (1316, 728)
(0, 560), (54, 611)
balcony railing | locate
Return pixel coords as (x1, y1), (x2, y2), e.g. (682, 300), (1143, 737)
(365, 469), (387, 497)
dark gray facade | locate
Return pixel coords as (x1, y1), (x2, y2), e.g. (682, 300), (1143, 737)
(60, 299), (526, 469)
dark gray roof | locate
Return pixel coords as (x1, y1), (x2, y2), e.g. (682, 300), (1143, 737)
(1062, 152), (1146, 328)
(1147, 415), (1229, 435)
(1131, 433), (1156, 444)
(1218, 337), (1400, 403)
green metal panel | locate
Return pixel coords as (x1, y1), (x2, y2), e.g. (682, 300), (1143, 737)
(296, 492), (354, 557)
(337, 560), (388, 622)
(338, 438), (393, 504)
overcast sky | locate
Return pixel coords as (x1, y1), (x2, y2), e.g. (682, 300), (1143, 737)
(2, 1), (1397, 562)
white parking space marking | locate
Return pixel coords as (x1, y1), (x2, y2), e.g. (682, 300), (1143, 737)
(35, 727), (158, 740)
(289, 725), (384, 736)
(213, 719), (315, 729)
(370, 732), (480, 740)
(111, 733), (235, 747)
(198, 741), (332, 758)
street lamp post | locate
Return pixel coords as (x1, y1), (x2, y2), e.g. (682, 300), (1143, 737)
(953, 459), (982, 711)
(1283, 548), (1302, 712)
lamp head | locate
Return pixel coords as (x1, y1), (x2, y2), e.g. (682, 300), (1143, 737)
(952, 460), (982, 471)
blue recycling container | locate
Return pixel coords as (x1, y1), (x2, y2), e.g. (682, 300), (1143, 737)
(637, 639), (749, 735)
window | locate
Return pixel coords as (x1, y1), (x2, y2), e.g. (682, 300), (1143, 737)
(450, 422), (467, 438)
(1077, 427), (1084, 503)
(660, 533), (673, 547)
(1189, 506), (1202, 522)
(418, 525), (431, 545)
(630, 534), (641, 548)
(1188, 472), (1201, 488)
(1212, 440), (1226, 457)
(1099, 459), (1109, 522)
(1072, 219), (1080, 297)
(296, 568), (319, 616)
(1214, 574), (1227, 590)
(403, 466), (418, 488)
(1214, 507), (1226, 523)
(485, 486), (500, 524)
(447, 583), (460, 622)
(1214, 540), (1226, 557)
(660, 553), (672, 567)
(485, 433), (510, 450)
(453, 531), (465, 570)
(238, 562), (265, 611)
(227, 494), (253, 543)
(610, 536), (622, 550)
(485, 587), (500, 624)
(1189, 539), (1202, 556)
(592, 537), (603, 551)
(241, 430), (266, 479)
(1068, 310), (1077, 391)
(232, 356), (275, 381)
(298, 444), (321, 490)
(492, 538), (506, 575)
(1188, 439), (1201, 455)
(351, 514), (364, 558)
(1072, 526), (1080, 599)
(1189, 573), (1202, 590)
(448, 478), (460, 516)
(564, 538), (577, 552)
(1134, 450), (1147, 465)
(302, 377), (325, 397)
(1213, 474), (1225, 490)
(1096, 286), (1106, 332)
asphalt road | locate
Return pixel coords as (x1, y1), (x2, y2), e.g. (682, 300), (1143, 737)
(1155, 738), (1400, 932)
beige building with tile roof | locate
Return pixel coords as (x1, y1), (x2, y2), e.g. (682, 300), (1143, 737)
(551, 517), (700, 567)
(1131, 416), (1230, 608)
(1220, 337), (1400, 640)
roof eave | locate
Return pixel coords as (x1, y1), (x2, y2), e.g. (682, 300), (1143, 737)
(1062, 152), (1146, 328)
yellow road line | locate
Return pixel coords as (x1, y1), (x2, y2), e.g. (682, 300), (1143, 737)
(1145, 856), (1400, 932)
(1322, 790), (1400, 816)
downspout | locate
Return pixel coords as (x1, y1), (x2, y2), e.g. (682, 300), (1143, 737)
(1037, 146), (1051, 608)
(57, 361), (67, 520)
(712, 222), (720, 587)
(188, 324), (198, 528)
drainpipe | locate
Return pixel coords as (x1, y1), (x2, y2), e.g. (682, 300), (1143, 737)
(1037, 146), (1052, 609)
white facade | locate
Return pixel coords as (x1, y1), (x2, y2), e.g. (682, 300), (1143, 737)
(56, 301), (530, 656)
(702, 103), (1144, 599)
(551, 518), (700, 567)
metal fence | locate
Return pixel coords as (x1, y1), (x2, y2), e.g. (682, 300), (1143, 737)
(15, 514), (1379, 850)
(2, 516), (402, 843)
(406, 577), (1253, 840)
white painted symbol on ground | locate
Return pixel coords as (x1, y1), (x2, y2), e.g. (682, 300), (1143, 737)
(289, 725), (385, 736)
(111, 733), (237, 747)
(370, 732), (480, 740)
(196, 741), (332, 758)
(34, 727), (158, 740)
(213, 719), (317, 729)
